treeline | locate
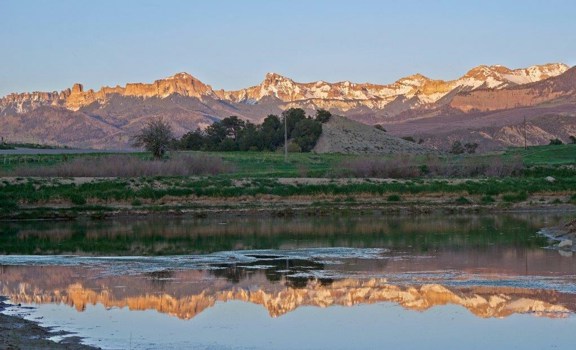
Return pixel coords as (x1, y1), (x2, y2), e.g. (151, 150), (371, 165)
(175, 108), (331, 152)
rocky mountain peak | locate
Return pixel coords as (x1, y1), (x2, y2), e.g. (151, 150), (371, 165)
(71, 83), (84, 94)
(165, 72), (195, 80)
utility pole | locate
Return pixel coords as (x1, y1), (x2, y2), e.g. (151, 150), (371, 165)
(284, 114), (288, 162)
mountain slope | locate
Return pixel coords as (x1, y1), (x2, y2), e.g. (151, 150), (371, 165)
(0, 63), (574, 150)
(450, 66), (576, 112)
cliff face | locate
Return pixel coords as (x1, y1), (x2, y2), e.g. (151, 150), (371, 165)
(65, 73), (218, 110)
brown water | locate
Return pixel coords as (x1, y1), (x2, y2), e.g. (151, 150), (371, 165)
(1, 213), (575, 349)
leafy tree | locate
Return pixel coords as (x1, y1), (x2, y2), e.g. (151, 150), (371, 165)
(176, 110), (325, 153)
(315, 109), (332, 123)
(374, 124), (386, 132)
(260, 114), (284, 150)
(132, 118), (174, 158)
(237, 121), (260, 151)
(282, 108), (307, 137)
(549, 138), (563, 145)
(180, 128), (206, 150)
(569, 135), (576, 144)
(292, 118), (322, 152)
(221, 116), (245, 141)
(205, 122), (228, 149)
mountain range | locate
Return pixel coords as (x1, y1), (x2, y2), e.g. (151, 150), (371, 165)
(1, 62), (575, 150)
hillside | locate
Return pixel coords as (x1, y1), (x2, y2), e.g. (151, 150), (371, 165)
(314, 116), (435, 155)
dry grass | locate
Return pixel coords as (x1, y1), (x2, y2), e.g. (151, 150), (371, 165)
(334, 155), (524, 178)
(4, 154), (232, 177)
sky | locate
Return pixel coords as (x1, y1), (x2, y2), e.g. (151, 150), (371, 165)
(1, 0), (575, 96)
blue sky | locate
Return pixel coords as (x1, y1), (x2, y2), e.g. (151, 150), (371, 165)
(1, 0), (575, 96)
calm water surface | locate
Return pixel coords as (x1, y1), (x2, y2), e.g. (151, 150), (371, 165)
(1, 213), (575, 349)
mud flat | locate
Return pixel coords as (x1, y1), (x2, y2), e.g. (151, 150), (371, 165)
(0, 297), (97, 350)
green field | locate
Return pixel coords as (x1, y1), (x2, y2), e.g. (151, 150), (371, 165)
(502, 144), (576, 166)
(2, 144), (574, 178)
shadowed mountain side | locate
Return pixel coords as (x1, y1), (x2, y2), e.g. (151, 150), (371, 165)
(314, 115), (437, 154)
(450, 66), (576, 113)
(385, 104), (576, 152)
(0, 107), (126, 148)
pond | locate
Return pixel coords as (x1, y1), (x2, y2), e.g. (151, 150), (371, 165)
(1, 213), (575, 349)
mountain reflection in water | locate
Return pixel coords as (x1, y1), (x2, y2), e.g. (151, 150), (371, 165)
(1, 247), (575, 320)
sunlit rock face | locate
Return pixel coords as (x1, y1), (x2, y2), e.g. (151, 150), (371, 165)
(1, 266), (572, 320)
(1, 63), (568, 114)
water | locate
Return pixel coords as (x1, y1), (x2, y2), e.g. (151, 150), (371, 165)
(1, 213), (575, 349)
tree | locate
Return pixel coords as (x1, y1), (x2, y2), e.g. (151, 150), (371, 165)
(315, 109), (332, 123)
(180, 128), (206, 150)
(569, 135), (576, 144)
(221, 116), (245, 141)
(260, 114), (283, 150)
(132, 118), (174, 158)
(292, 118), (322, 152)
(549, 138), (563, 145)
(282, 108), (307, 138)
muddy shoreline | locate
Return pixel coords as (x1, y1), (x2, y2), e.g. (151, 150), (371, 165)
(2, 194), (576, 222)
(0, 297), (98, 350)
(539, 218), (576, 252)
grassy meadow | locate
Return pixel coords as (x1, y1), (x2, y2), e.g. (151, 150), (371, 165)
(0, 144), (575, 220)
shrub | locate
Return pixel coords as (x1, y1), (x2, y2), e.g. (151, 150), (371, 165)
(6, 154), (233, 177)
(0, 196), (18, 212)
(387, 194), (401, 202)
(480, 195), (495, 204)
(455, 196), (471, 205)
(449, 141), (465, 154)
(69, 193), (87, 205)
(502, 192), (528, 202)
